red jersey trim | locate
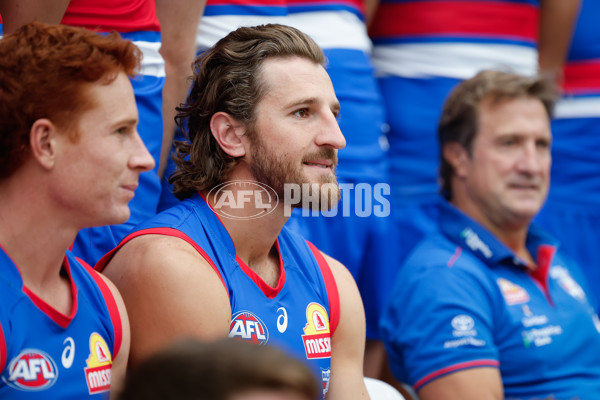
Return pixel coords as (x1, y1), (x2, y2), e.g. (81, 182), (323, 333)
(0, 321), (6, 372)
(306, 241), (340, 336)
(201, 192), (285, 298)
(529, 244), (556, 305)
(235, 247), (286, 299)
(61, 0), (160, 33)
(370, 1), (538, 41)
(414, 359), (500, 390)
(95, 228), (229, 299)
(22, 256), (78, 329)
(81, 261), (122, 360)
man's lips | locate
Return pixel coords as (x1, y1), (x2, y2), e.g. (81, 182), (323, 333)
(303, 159), (333, 168)
(507, 181), (541, 191)
(121, 184), (138, 192)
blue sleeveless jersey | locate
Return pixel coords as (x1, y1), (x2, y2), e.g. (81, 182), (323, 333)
(97, 193), (339, 398)
(0, 250), (122, 399)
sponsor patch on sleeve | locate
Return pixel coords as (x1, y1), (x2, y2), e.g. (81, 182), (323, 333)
(302, 303), (331, 359)
(84, 333), (112, 394)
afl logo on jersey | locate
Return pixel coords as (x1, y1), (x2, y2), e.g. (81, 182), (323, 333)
(229, 311), (269, 345)
(2, 349), (59, 391)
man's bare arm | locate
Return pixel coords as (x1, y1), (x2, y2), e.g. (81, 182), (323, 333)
(155, 0), (206, 178)
(0, 0), (71, 34)
(538, 0), (580, 81)
(96, 275), (130, 400)
(323, 253), (371, 400)
(102, 234), (231, 366)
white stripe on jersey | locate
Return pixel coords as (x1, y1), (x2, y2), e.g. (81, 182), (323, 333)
(286, 11), (371, 52)
(554, 96), (600, 119)
(372, 43), (538, 79)
(196, 12), (371, 52)
(133, 40), (165, 77)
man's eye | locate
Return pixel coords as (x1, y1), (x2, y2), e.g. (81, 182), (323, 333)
(294, 109), (309, 118)
(536, 140), (550, 149)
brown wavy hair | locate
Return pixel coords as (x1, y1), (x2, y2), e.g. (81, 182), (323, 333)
(0, 21), (141, 180)
(170, 24), (326, 200)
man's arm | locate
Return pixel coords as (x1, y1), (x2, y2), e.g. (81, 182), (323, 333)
(417, 367), (503, 400)
(538, 0), (580, 81)
(0, 0), (71, 34)
(97, 275), (130, 400)
(154, 0), (206, 178)
(323, 253), (370, 400)
(102, 234), (231, 365)
(363, 0), (380, 28)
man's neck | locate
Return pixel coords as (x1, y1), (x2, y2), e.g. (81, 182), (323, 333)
(203, 183), (289, 286)
(0, 174), (76, 311)
(450, 197), (534, 266)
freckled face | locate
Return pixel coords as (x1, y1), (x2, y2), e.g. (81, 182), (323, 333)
(50, 72), (155, 228)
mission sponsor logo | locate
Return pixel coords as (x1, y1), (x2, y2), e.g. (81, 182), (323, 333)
(229, 311), (269, 345)
(84, 333), (112, 394)
(2, 349), (58, 391)
(302, 303), (331, 359)
(497, 277), (530, 305)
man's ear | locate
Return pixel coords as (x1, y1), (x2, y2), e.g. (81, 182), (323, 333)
(443, 142), (470, 178)
(29, 119), (57, 170)
(210, 112), (247, 157)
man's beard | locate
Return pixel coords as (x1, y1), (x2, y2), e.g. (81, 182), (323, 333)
(248, 133), (341, 211)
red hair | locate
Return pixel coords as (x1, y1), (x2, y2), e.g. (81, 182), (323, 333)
(0, 21), (142, 180)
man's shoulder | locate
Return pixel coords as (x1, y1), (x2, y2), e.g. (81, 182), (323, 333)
(399, 230), (492, 290)
(118, 232), (202, 263)
(406, 230), (474, 265)
(134, 197), (200, 230)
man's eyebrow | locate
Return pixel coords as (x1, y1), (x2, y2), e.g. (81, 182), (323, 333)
(285, 97), (341, 113)
(284, 97), (318, 109)
(112, 118), (138, 127)
(109, 118), (138, 130)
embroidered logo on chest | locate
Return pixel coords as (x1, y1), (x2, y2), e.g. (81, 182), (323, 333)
(2, 349), (58, 391)
(497, 277), (530, 305)
(229, 311), (269, 345)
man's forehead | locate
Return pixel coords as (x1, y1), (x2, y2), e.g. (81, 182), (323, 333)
(259, 57), (337, 105)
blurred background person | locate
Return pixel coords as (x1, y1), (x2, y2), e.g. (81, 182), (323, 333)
(118, 338), (320, 400)
(368, 0), (579, 268)
(381, 70), (600, 399)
